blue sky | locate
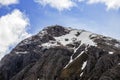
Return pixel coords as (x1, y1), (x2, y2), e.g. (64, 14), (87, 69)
(0, 0), (120, 59)
(0, 0), (120, 36)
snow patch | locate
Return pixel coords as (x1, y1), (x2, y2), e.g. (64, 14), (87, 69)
(74, 45), (89, 60)
(64, 58), (73, 68)
(41, 29), (96, 50)
(54, 29), (96, 46)
(109, 52), (114, 54)
(64, 51), (84, 68)
(74, 43), (81, 53)
(64, 44), (89, 69)
(115, 44), (120, 48)
(81, 61), (87, 70)
(118, 63), (120, 65)
(54, 30), (79, 46)
(74, 51), (84, 60)
(78, 31), (96, 46)
(41, 40), (61, 49)
(80, 72), (83, 77)
(90, 34), (97, 38)
(64, 44), (82, 68)
(16, 51), (28, 54)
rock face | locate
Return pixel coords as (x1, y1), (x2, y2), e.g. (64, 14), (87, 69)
(0, 25), (120, 80)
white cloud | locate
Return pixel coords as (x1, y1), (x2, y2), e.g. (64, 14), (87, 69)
(0, 0), (19, 6)
(34, 0), (120, 10)
(34, 0), (76, 11)
(0, 9), (31, 59)
(88, 0), (120, 10)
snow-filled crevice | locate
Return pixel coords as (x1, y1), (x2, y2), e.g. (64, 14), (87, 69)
(64, 43), (82, 68)
(64, 44), (89, 69)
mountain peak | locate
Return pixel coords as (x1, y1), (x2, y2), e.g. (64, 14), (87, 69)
(0, 25), (120, 80)
(40, 25), (70, 37)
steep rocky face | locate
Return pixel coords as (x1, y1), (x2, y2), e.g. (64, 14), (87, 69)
(0, 25), (120, 80)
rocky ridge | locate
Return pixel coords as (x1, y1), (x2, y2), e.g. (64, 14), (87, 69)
(0, 25), (120, 80)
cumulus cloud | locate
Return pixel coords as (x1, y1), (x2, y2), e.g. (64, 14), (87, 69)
(88, 0), (120, 10)
(0, 0), (19, 6)
(34, 0), (76, 11)
(0, 9), (31, 59)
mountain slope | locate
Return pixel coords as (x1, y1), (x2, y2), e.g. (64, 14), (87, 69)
(0, 25), (120, 80)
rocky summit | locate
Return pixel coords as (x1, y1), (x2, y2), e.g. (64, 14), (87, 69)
(0, 25), (120, 80)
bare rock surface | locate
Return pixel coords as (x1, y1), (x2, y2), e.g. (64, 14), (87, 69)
(0, 25), (120, 80)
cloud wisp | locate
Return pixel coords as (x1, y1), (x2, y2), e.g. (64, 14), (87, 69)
(0, 0), (19, 6)
(88, 0), (120, 10)
(0, 9), (31, 59)
(34, 0), (76, 11)
(34, 0), (120, 11)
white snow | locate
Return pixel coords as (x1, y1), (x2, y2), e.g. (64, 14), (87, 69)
(64, 51), (84, 69)
(64, 43), (89, 69)
(118, 63), (120, 65)
(115, 44), (120, 48)
(109, 52), (114, 54)
(64, 53), (74, 68)
(90, 34), (97, 38)
(74, 51), (84, 60)
(64, 44), (82, 68)
(80, 72), (83, 77)
(74, 45), (89, 60)
(41, 40), (61, 49)
(16, 51), (28, 54)
(41, 29), (96, 50)
(74, 43), (82, 53)
(54, 30), (78, 46)
(41, 29), (95, 69)
(78, 31), (96, 46)
(64, 58), (73, 68)
(81, 61), (87, 70)
(54, 29), (96, 46)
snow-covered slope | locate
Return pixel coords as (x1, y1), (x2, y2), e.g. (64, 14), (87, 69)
(54, 29), (96, 46)
(41, 28), (97, 49)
